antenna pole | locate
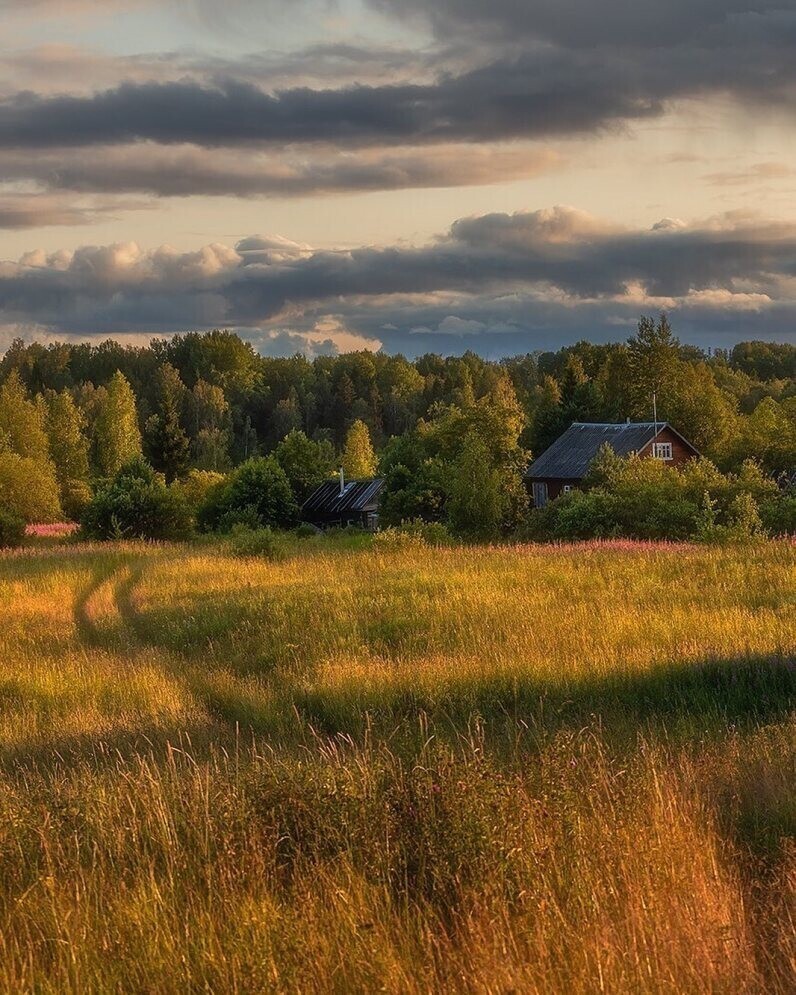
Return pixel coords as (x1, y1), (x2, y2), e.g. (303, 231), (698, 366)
(653, 392), (658, 436)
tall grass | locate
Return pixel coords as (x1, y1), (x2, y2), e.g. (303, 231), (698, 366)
(0, 537), (793, 992)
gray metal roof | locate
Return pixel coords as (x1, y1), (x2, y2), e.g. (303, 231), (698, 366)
(301, 478), (384, 516)
(527, 422), (681, 480)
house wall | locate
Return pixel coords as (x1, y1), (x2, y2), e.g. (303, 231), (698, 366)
(303, 505), (380, 530)
(531, 478), (579, 507)
(637, 427), (697, 468)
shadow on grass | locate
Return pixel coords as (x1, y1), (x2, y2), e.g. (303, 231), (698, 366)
(70, 554), (795, 754)
(289, 652), (795, 747)
(0, 718), (221, 776)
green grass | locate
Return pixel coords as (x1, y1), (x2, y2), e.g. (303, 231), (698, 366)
(0, 536), (793, 992)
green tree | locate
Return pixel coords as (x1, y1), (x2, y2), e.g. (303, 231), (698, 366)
(734, 397), (796, 472)
(0, 451), (62, 523)
(145, 363), (190, 483)
(528, 375), (566, 455)
(189, 379), (232, 472)
(273, 430), (335, 504)
(378, 433), (448, 526)
(627, 314), (680, 418)
(44, 389), (92, 519)
(94, 371), (142, 477)
(0, 370), (50, 461)
(198, 457), (298, 532)
(81, 457), (192, 541)
(342, 419), (378, 479)
(447, 431), (503, 539)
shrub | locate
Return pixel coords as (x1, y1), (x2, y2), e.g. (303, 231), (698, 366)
(394, 519), (454, 547)
(81, 457), (193, 541)
(215, 505), (266, 534)
(60, 479), (93, 522)
(171, 470), (226, 516)
(550, 490), (624, 540)
(198, 457), (298, 533)
(294, 522), (319, 539)
(0, 508), (25, 548)
(528, 452), (785, 544)
(759, 496), (796, 537)
(372, 526), (426, 552)
(725, 492), (765, 542)
(227, 525), (289, 561)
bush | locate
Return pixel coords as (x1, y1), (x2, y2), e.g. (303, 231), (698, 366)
(759, 496), (796, 537)
(171, 470), (226, 516)
(549, 490), (624, 540)
(227, 525), (289, 561)
(526, 452), (785, 544)
(198, 457), (298, 533)
(394, 519), (454, 547)
(60, 479), (93, 522)
(0, 508), (25, 548)
(372, 527), (426, 552)
(294, 522), (319, 539)
(81, 457), (193, 541)
(215, 505), (266, 533)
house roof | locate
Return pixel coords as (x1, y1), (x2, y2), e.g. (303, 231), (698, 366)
(302, 478), (384, 517)
(526, 422), (695, 480)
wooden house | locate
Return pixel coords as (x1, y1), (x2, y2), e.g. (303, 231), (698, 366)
(526, 421), (699, 508)
(301, 474), (384, 530)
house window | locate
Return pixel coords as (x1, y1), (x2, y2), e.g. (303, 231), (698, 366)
(653, 442), (673, 460)
(562, 485), (572, 494)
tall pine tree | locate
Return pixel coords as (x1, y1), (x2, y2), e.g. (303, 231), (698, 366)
(145, 363), (190, 482)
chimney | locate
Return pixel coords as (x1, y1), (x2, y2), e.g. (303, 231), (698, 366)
(626, 416), (630, 424)
(339, 467), (345, 495)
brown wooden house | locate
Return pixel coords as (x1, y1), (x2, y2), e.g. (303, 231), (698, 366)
(526, 421), (699, 508)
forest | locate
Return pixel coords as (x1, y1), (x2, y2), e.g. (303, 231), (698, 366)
(0, 317), (794, 543)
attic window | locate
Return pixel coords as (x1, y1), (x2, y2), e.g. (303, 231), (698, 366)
(653, 442), (673, 461)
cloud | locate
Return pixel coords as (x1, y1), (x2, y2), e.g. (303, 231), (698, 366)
(1, 206), (795, 355)
(251, 316), (383, 357)
(0, 40), (447, 97)
(703, 161), (794, 186)
(0, 192), (149, 229)
(0, 20), (792, 154)
(0, 143), (560, 199)
(370, 0), (796, 50)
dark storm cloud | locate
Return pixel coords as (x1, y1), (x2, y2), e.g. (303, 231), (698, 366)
(1, 208), (794, 346)
(0, 12), (793, 154)
(0, 60), (663, 150)
(369, 0), (795, 49)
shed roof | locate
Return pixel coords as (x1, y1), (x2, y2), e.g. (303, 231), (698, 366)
(302, 478), (384, 516)
(526, 422), (692, 480)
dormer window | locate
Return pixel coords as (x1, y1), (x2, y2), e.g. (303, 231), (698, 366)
(653, 442), (673, 460)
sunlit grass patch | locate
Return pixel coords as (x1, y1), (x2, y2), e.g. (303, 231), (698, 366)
(0, 536), (791, 991)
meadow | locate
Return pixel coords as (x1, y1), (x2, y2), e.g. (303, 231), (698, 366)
(0, 535), (793, 993)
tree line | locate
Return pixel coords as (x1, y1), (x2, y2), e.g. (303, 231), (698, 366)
(0, 318), (794, 543)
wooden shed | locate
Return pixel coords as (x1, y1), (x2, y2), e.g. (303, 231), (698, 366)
(301, 476), (384, 530)
(526, 421), (699, 508)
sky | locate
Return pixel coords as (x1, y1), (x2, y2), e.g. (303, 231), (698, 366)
(0, 0), (795, 358)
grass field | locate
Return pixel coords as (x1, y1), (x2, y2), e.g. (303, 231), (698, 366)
(0, 536), (794, 992)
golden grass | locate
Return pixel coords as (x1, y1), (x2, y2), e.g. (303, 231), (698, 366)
(0, 537), (793, 992)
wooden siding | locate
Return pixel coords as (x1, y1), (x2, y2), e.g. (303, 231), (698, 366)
(637, 426), (696, 468)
